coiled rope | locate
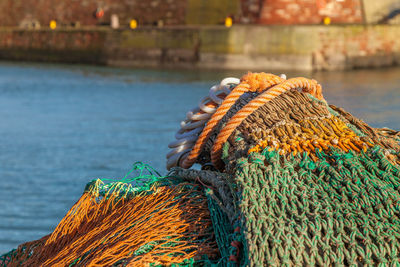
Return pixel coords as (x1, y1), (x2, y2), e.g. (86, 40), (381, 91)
(166, 77), (240, 170)
(211, 77), (324, 169)
(181, 73), (285, 169)
(168, 72), (324, 170)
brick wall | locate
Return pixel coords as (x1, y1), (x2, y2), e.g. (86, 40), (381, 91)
(0, 0), (397, 27)
(0, 0), (187, 27)
(259, 0), (363, 24)
(239, 0), (262, 24)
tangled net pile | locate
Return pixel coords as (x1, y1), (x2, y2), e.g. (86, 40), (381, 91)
(2, 72), (400, 266)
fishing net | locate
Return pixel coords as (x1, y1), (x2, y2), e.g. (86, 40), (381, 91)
(2, 72), (400, 266)
(223, 91), (400, 265)
(167, 72), (400, 266)
(0, 163), (223, 266)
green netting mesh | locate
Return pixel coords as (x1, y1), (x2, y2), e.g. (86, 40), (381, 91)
(231, 146), (400, 266)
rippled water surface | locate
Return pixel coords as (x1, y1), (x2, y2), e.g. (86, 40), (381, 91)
(0, 62), (399, 253)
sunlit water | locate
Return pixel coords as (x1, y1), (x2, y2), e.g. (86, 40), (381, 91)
(0, 62), (399, 253)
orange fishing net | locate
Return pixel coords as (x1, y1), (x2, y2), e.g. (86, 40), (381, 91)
(6, 182), (218, 266)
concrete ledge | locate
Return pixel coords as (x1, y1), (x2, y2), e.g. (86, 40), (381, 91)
(0, 25), (399, 71)
(198, 53), (313, 71)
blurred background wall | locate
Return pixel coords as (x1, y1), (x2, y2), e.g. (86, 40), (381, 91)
(0, 0), (188, 27)
(0, 0), (399, 28)
(0, 0), (400, 71)
(258, 0), (362, 24)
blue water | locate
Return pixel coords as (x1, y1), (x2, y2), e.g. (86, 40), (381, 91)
(0, 62), (399, 254)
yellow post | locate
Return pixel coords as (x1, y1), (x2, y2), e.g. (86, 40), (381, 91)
(225, 17), (233, 28)
(50, 20), (57, 29)
(323, 17), (331, 25)
(130, 19), (138, 29)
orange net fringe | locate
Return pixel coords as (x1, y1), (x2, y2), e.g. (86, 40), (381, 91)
(7, 183), (218, 266)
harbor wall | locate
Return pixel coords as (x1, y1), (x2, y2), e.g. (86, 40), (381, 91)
(5, 0), (398, 27)
(0, 25), (399, 71)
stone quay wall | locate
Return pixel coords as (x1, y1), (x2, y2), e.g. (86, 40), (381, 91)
(3, 0), (395, 27)
(0, 25), (399, 71)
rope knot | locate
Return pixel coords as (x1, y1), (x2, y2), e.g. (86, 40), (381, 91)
(241, 72), (280, 92)
(301, 79), (323, 100)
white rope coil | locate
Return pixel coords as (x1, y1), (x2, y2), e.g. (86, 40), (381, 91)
(166, 77), (240, 170)
(166, 74), (286, 170)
